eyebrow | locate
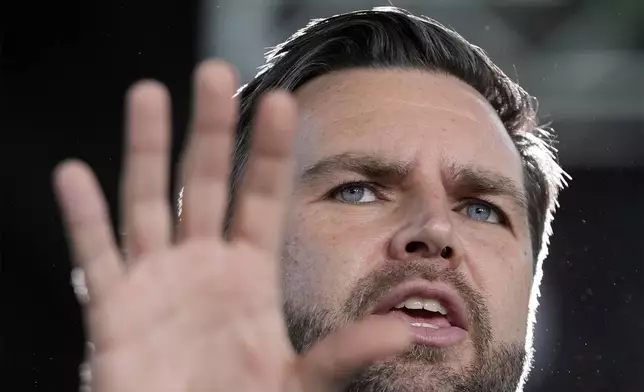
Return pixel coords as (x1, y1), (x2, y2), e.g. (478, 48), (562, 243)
(297, 152), (413, 185)
(446, 161), (529, 211)
(297, 151), (528, 211)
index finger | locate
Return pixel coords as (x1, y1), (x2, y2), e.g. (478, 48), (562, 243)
(227, 91), (298, 254)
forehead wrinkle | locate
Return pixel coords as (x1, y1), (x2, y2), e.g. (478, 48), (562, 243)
(296, 69), (492, 124)
(293, 69), (522, 185)
(378, 97), (484, 124)
(303, 97), (485, 127)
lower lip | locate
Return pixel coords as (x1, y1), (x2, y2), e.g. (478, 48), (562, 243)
(385, 311), (468, 348)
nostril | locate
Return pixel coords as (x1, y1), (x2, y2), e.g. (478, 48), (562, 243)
(440, 246), (453, 259)
(405, 241), (426, 253)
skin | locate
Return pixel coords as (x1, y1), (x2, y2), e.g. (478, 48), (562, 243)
(54, 62), (414, 392)
(53, 61), (535, 392)
(282, 68), (535, 387)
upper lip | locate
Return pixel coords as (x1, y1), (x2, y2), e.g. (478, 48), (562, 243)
(370, 280), (470, 331)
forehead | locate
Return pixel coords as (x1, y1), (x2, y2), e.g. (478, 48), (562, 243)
(292, 68), (523, 183)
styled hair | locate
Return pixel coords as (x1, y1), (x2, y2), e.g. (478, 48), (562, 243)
(183, 6), (567, 266)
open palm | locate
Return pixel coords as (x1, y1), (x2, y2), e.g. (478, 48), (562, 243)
(53, 61), (411, 392)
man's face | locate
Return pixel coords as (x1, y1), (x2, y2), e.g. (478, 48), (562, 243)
(281, 68), (534, 391)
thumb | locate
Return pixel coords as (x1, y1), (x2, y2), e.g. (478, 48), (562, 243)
(294, 315), (412, 392)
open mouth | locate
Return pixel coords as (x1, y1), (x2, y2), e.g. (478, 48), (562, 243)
(372, 282), (470, 348)
(390, 298), (452, 329)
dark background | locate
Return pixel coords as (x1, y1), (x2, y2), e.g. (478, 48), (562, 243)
(2, 0), (643, 391)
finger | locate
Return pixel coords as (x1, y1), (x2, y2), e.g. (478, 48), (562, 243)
(177, 60), (238, 240)
(120, 81), (172, 261)
(296, 316), (412, 392)
(53, 160), (124, 301)
(227, 91), (297, 253)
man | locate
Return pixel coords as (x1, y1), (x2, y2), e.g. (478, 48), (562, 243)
(54, 6), (566, 392)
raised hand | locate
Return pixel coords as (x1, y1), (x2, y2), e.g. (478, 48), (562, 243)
(53, 60), (411, 392)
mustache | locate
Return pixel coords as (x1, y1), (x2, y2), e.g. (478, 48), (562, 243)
(284, 260), (522, 391)
(340, 261), (492, 351)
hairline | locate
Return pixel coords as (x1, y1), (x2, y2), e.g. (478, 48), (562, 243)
(186, 8), (566, 268)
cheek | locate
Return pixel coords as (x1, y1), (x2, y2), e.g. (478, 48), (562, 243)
(488, 265), (532, 342)
(460, 224), (533, 342)
(281, 210), (369, 311)
(281, 222), (325, 309)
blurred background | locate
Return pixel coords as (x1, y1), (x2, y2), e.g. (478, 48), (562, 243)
(2, 0), (643, 391)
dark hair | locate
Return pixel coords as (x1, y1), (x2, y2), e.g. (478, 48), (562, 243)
(184, 6), (567, 266)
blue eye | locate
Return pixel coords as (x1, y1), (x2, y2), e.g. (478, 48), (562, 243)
(465, 202), (503, 224)
(332, 183), (378, 204)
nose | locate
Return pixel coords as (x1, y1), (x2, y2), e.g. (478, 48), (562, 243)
(388, 209), (463, 270)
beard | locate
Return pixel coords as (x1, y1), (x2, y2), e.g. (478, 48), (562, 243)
(283, 261), (527, 392)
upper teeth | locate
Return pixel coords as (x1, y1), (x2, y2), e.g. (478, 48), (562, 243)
(394, 297), (448, 315)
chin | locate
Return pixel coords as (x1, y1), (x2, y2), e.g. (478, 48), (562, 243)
(342, 342), (526, 392)
(343, 359), (461, 392)
(391, 340), (475, 372)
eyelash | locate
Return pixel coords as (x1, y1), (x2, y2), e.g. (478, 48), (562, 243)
(459, 197), (509, 226)
(327, 180), (510, 226)
(327, 180), (386, 200)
